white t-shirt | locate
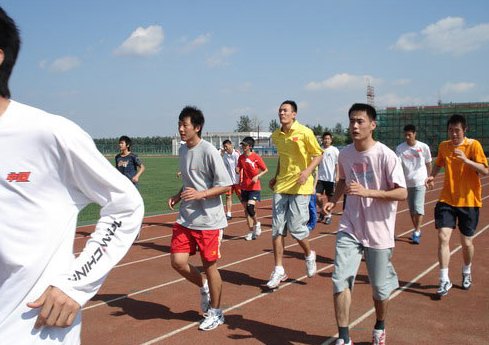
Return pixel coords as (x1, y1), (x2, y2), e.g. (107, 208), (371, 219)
(395, 141), (432, 188)
(177, 140), (232, 230)
(0, 101), (144, 345)
(222, 149), (240, 185)
(318, 146), (340, 182)
(338, 142), (406, 249)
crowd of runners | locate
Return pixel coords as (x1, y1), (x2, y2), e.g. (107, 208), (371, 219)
(1, 6), (488, 345)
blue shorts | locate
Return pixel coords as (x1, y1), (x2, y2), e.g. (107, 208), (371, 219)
(241, 190), (261, 202)
(435, 202), (479, 237)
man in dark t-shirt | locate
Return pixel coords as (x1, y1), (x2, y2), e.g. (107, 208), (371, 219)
(115, 135), (145, 188)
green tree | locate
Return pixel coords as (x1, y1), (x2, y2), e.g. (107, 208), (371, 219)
(333, 123), (343, 135)
(235, 115), (253, 132)
(269, 119), (280, 132)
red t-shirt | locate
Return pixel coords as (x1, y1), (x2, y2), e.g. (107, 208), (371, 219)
(238, 152), (267, 191)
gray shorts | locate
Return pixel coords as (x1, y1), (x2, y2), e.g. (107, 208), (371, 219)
(272, 193), (310, 241)
(407, 185), (426, 215)
(332, 232), (399, 301)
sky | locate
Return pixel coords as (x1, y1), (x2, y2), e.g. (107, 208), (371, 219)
(3, 0), (489, 138)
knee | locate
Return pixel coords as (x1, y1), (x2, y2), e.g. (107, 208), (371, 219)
(171, 258), (186, 272)
(246, 203), (256, 217)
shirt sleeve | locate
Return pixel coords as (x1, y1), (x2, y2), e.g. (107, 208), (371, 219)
(208, 147), (233, 187)
(338, 151), (346, 180)
(471, 140), (488, 166)
(134, 154), (142, 167)
(385, 149), (407, 189)
(257, 155), (267, 171)
(50, 119), (144, 307)
(423, 144), (432, 163)
(304, 130), (324, 157)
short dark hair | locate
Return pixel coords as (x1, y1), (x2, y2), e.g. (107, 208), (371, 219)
(322, 132), (333, 139)
(240, 136), (255, 150)
(222, 139), (232, 146)
(348, 103), (377, 121)
(403, 124), (416, 133)
(119, 135), (132, 149)
(281, 100), (297, 113)
(447, 114), (467, 130)
(0, 7), (21, 99)
(179, 106), (205, 137)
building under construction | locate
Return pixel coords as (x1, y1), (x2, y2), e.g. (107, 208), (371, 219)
(376, 102), (489, 155)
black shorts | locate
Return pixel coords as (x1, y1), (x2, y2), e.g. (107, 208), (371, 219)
(434, 202), (479, 237)
(241, 190), (261, 202)
(316, 181), (335, 197)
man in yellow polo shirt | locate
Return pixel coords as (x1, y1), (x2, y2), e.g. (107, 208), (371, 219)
(426, 114), (488, 296)
(267, 100), (324, 289)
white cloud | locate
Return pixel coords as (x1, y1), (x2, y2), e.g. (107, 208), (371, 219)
(180, 33), (211, 53)
(49, 56), (81, 72)
(305, 73), (384, 91)
(114, 25), (164, 57)
(38, 60), (48, 69)
(207, 46), (237, 67)
(392, 17), (489, 55)
(440, 82), (476, 94)
(392, 78), (411, 86)
(377, 93), (422, 107)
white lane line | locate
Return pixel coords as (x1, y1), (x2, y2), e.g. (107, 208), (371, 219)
(320, 222), (489, 345)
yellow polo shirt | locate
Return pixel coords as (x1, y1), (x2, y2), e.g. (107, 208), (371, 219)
(272, 120), (324, 194)
(436, 138), (488, 207)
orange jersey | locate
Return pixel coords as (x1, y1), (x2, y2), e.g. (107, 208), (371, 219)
(435, 138), (488, 207)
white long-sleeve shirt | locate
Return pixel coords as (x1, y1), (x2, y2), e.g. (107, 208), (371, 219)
(0, 101), (144, 345)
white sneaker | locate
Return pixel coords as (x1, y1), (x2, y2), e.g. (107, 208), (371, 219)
(372, 329), (385, 345)
(305, 250), (317, 278)
(200, 288), (211, 312)
(245, 231), (255, 241)
(254, 222), (262, 237)
(266, 269), (287, 289)
(199, 309), (224, 331)
(335, 339), (353, 345)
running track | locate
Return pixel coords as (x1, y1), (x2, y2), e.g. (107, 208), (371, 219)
(74, 175), (489, 345)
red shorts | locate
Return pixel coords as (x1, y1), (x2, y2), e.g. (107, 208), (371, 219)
(171, 223), (223, 261)
(226, 184), (241, 196)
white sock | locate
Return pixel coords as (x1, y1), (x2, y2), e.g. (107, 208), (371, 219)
(227, 212), (231, 217)
(200, 280), (209, 293)
(326, 215), (331, 219)
(274, 266), (285, 274)
(440, 268), (449, 282)
(305, 251), (315, 260)
(414, 230), (421, 236)
(209, 307), (221, 314)
(462, 264), (472, 275)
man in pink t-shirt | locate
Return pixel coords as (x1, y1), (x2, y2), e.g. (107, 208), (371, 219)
(324, 103), (407, 345)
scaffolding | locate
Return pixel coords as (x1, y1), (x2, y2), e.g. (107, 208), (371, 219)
(376, 102), (489, 155)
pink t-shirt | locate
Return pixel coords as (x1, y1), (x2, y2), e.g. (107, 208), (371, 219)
(338, 142), (406, 249)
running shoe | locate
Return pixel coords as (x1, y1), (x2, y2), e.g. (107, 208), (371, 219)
(335, 339), (353, 345)
(226, 214), (232, 220)
(318, 214), (325, 223)
(325, 216), (332, 225)
(200, 288), (211, 312)
(245, 231), (255, 241)
(372, 329), (386, 345)
(199, 309), (224, 331)
(305, 250), (317, 278)
(437, 280), (452, 296)
(462, 273), (472, 290)
(254, 222), (262, 237)
(266, 270), (288, 289)
(411, 230), (421, 244)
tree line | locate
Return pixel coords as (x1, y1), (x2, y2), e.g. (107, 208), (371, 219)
(94, 136), (173, 147)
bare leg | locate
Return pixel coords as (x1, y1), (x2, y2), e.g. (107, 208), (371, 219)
(171, 253), (206, 287)
(297, 237), (312, 257)
(334, 290), (351, 327)
(225, 194), (232, 215)
(202, 259), (222, 309)
(373, 297), (389, 322)
(413, 213), (423, 232)
(272, 235), (285, 266)
(459, 232), (474, 266)
(438, 227), (453, 269)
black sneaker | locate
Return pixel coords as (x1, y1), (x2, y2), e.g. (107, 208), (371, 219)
(437, 280), (452, 296)
(318, 214), (325, 222)
(462, 273), (472, 290)
(324, 216), (332, 225)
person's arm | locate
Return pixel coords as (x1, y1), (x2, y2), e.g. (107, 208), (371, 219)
(312, 169), (319, 189)
(426, 164), (442, 189)
(252, 156), (268, 183)
(168, 186), (183, 210)
(28, 119), (143, 329)
(269, 158), (280, 190)
(132, 163), (145, 183)
(297, 154), (323, 185)
(454, 148), (489, 175)
(335, 163), (339, 183)
(425, 162), (432, 176)
(324, 178), (346, 213)
(345, 181), (407, 201)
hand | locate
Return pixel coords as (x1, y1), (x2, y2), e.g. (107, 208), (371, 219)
(453, 148), (468, 163)
(252, 175), (259, 183)
(425, 176), (435, 190)
(269, 177), (276, 190)
(176, 172), (182, 179)
(181, 187), (205, 201)
(345, 181), (369, 197)
(323, 201), (336, 214)
(131, 176), (139, 183)
(27, 286), (80, 329)
(296, 170), (309, 185)
(167, 194), (181, 210)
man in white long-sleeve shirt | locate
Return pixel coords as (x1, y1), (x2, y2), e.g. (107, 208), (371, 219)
(0, 7), (144, 345)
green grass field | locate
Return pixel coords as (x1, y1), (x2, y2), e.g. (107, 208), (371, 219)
(77, 156), (278, 225)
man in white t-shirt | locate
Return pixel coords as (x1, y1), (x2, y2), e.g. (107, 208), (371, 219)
(324, 103), (406, 345)
(316, 132), (340, 224)
(0, 7), (144, 345)
(396, 124), (432, 244)
(221, 139), (243, 219)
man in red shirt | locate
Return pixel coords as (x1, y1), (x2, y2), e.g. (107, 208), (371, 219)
(237, 137), (268, 240)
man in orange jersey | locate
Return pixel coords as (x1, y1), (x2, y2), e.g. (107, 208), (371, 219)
(426, 114), (488, 296)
